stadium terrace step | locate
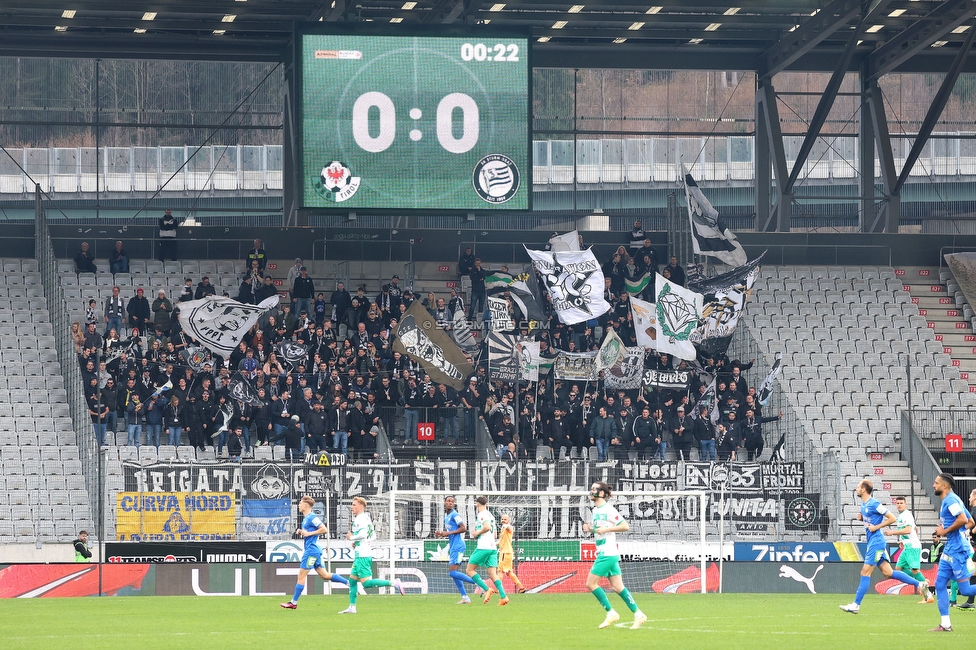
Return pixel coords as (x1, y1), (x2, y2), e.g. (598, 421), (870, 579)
(893, 266), (942, 282)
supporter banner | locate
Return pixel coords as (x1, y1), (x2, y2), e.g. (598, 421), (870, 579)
(625, 272), (651, 296)
(450, 310), (481, 364)
(115, 492), (236, 541)
(629, 297), (657, 349)
(519, 340), (540, 382)
(393, 301), (473, 390)
(684, 167), (748, 267)
(178, 295), (279, 357)
(757, 353), (784, 407)
(683, 461), (803, 496)
(761, 462), (806, 493)
(548, 230), (580, 252)
(553, 350), (597, 380)
(124, 460), (805, 502)
(688, 253), (764, 358)
(501, 273), (546, 324)
(487, 296), (514, 331)
(274, 341), (311, 366)
(642, 368), (691, 390)
(595, 327), (626, 373)
(484, 270), (515, 292)
(783, 493), (826, 532)
(654, 273), (703, 361)
(240, 498), (291, 539)
(525, 247), (610, 325)
(487, 331), (520, 382)
(105, 542), (266, 564)
(604, 347), (646, 391)
(228, 372), (265, 407)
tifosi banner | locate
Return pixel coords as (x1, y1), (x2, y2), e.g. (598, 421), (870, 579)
(115, 492), (236, 541)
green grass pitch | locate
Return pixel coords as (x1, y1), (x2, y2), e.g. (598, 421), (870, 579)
(0, 593), (968, 649)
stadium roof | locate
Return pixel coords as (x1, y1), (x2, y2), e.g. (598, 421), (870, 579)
(0, 0), (975, 72)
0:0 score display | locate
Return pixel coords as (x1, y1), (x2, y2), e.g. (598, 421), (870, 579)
(459, 43), (521, 62)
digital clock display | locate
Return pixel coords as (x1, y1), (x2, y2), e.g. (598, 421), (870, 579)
(301, 33), (530, 210)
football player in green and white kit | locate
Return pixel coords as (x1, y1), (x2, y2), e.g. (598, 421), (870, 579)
(339, 496), (405, 614)
(582, 482), (647, 630)
(465, 495), (510, 606)
(885, 495), (933, 603)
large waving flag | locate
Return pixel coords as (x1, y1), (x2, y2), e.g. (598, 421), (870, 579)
(688, 253), (764, 358)
(393, 301), (474, 389)
(630, 296), (657, 350)
(525, 247), (610, 326)
(654, 273), (703, 362)
(625, 272), (652, 296)
(684, 166), (747, 267)
(178, 295), (279, 357)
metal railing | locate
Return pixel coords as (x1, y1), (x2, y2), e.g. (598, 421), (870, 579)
(730, 312), (843, 540)
(34, 185), (101, 538)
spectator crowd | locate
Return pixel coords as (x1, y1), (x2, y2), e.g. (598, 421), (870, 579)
(71, 223), (780, 464)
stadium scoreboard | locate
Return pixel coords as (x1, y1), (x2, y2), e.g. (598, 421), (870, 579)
(300, 32), (530, 211)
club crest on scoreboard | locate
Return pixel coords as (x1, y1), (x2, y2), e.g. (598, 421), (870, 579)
(314, 160), (361, 202)
(473, 154), (520, 204)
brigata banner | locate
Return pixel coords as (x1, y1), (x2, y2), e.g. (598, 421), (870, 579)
(115, 492), (236, 541)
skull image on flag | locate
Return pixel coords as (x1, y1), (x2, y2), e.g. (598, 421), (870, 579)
(393, 302), (473, 389)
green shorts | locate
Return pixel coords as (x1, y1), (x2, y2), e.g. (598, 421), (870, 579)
(896, 546), (922, 570)
(351, 556), (373, 579)
(590, 555), (622, 578)
(468, 549), (498, 568)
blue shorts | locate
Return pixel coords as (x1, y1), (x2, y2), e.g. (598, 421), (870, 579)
(300, 551), (323, 571)
(940, 550), (975, 582)
(863, 540), (890, 567)
(449, 548), (466, 565)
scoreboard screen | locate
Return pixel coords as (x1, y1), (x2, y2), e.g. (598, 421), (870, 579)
(300, 33), (530, 211)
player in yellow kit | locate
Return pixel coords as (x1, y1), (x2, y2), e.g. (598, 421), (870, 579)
(497, 514), (526, 594)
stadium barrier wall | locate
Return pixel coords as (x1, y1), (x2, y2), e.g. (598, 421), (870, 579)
(0, 560), (942, 598)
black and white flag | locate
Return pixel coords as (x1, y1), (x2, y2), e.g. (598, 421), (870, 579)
(604, 347), (646, 390)
(229, 373), (265, 407)
(275, 341), (311, 366)
(684, 167), (747, 267)
(525, 247), (610, 325)
(178, 295), (279, 357)
(757, 354), (784, 407)
(487, 332), (520, 382)
(688, 253), (764, 359)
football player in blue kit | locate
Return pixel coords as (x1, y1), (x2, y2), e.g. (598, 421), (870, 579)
(840, 479), (929, 614)
(280, 495), (350, 609)
(434, 495), (478, 604)
(929, 473), (976, 632)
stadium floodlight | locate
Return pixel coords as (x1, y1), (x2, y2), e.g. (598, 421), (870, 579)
(374, 490), (710, 595)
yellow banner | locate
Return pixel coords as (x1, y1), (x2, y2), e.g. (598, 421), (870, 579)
(115, 492), (236, 541)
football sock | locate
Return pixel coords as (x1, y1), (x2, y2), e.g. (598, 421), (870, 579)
(950, 581), (958, 603)
(453, 578), (468, 597)
(592, 587), (612, 611)
(937, 577), (951, 616)
(331, 573), (349, 585)
(471, 574), (490, 592)
(854, 575), (870, 605)
(911, 570), (925, 584)
(349, 583), (359, 606)
(292, 583), (304, 604)
(493, 579), (507, 599)
(508, 572), (525, 590)
(449, 570), (476, 585)
(618, 588), (638, 613)
(363, 579), (392, 589)
(891, 570), (919, 587)
(942, 615), (952, 628)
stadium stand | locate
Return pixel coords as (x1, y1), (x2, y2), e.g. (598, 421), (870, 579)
(746, 265), (973, 537)
(0, 258), (94, 543)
